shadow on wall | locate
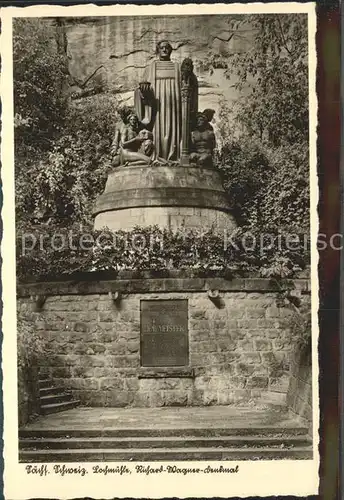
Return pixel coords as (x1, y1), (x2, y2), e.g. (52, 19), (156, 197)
(286, 345), (312, 428)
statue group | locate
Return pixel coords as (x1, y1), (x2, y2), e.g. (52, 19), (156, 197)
(111, 40), (216, 168)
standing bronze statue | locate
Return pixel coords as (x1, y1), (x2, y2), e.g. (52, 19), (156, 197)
(134, 40), (198, 162)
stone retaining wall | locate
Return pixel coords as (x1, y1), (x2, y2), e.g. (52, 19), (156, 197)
(287, 347), (312, 424)
(17, 277), (311, 408)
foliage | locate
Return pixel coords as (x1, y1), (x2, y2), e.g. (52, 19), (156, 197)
(16, 94), (118, 225)
(17, 313), (46, 368)
(215, 131), (271, 226)
(16, 224), (309, 282)
(17, 313), (47, 424)
(279, 296), (312, 352)
(13, 18), (69, 153)
(267, 276), (311, 351)
(14, 19), (120, 226)
(212, 14), (310, 279)
(205, 14), (308, 145)
(216, 130), (310, 233)
(258, 142), (310, 233)
(288, 304), (312, 351)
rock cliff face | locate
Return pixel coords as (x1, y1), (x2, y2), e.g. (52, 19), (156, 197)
(62, 15), (251, 115)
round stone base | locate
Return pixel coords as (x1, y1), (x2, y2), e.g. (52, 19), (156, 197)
(94, 205), (236, 232)
(93, 164), (236, 232)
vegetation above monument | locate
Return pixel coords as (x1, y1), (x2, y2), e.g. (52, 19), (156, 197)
(16, 224), (309, 282)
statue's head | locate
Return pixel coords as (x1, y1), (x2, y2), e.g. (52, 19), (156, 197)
(195, 112), (207, 129)
(156, 40), (173, 61)
(181, 57), (194, 75)
(118, 106), (134, 124)
(203, 108), (215, 123)
(128, 112), (139, 129)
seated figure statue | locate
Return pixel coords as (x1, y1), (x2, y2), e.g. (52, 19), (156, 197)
(190, 112), (216, 168)
(111, 110), (154, 167)
(120, 128), (154, 165)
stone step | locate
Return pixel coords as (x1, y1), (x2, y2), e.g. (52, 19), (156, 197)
(20, 425), (310, 439)
(39, 387), (69, 396)
(41, 400), (80, 415)
(20, 434), (312, 450)
(40, 393), (73, 405)
(19, 446), (313, 462)
(38, 379), (53, 389)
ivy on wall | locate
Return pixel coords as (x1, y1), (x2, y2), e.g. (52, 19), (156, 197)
(17, 224), (310, 283)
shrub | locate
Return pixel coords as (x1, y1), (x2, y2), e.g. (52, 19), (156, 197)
(13, 18), (68, 153)
(16, 224), (310, 282)
(17, 313), (47, 425)
(288, 304), (312, 352)
(16, 94), (119, 226)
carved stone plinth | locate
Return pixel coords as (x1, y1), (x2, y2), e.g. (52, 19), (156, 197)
(93, 164), (236, 232)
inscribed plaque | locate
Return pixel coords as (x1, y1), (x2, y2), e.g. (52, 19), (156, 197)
(140, 299), (188, 367)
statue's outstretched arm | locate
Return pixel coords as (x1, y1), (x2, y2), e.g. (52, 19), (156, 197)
(134, 87), (154, 128)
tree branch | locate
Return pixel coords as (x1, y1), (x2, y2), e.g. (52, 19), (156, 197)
(277, 18), (293, 57)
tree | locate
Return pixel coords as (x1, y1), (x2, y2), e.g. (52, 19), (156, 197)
(13, 19), (118, 226)
(13, 18), (69, 153)
(16, 94), (118, 226)
(205, 14), (309, 145)
(209, 15), (310, 276)
(212, 15), (309, 233)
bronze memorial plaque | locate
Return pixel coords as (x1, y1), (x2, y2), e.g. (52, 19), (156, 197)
(140, 299), (189, 367)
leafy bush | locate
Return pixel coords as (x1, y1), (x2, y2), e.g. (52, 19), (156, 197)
(16, 224), (309, 282)
(13, 18), (68, 153)
(215, 134), (271, 226)
(17, 314), (46, 368)
(14, 19), (120, 226)
(217, 136), (310, 231)
(16, 94), (118, 226)
(289, 305), (312, 352)
(17, 314), (47, 424)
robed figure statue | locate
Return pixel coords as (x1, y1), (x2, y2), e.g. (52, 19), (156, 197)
(134, 40), (198, 162)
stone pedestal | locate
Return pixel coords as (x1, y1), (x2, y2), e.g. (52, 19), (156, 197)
(93, 165), (236, 232)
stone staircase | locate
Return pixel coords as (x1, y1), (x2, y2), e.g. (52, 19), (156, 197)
(19, 422), (312, 462)
(39, 378), (80, 415)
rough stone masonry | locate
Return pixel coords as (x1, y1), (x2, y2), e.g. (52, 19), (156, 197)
(17, 277), (310, 408)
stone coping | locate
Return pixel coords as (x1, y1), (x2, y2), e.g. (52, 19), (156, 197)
(17, 272), (311, 297)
